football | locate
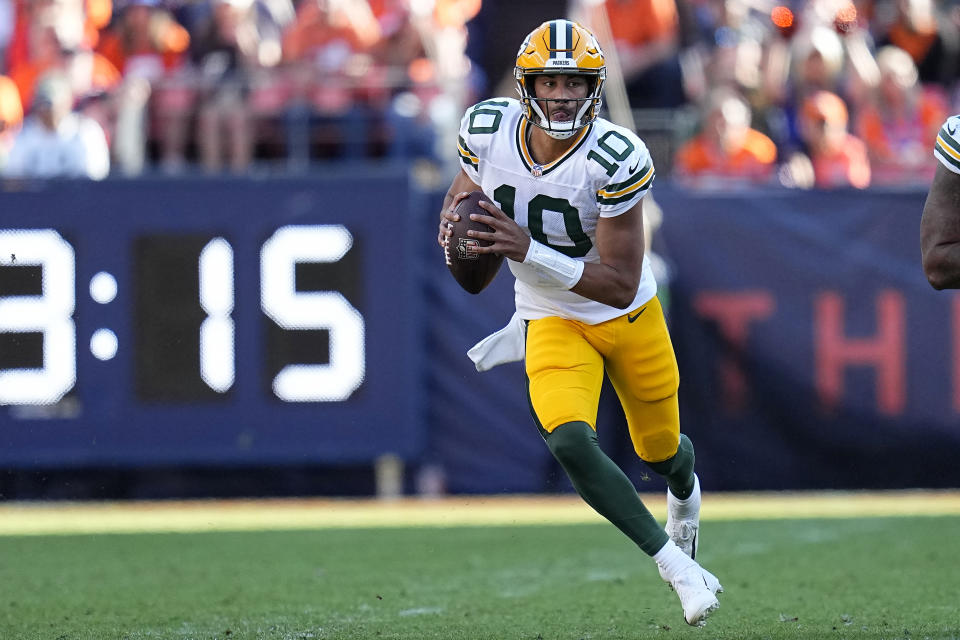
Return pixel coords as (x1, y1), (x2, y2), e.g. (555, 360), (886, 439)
(444, 191), (504, 294)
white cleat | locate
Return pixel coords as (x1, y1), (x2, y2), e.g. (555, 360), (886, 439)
(671, 563), (720, 627)
(699, 564), (724, 595)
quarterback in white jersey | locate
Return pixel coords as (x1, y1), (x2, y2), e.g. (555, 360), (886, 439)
(456, 98), (657, 323)
(922, 115), (960, 289)
(437, 19), (723, 628)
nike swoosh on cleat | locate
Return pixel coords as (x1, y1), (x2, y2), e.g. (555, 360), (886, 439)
(627, 307), (646, 323)
(691, 531), (697, 560)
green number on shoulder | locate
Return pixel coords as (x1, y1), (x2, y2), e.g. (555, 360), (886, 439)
(467, 101), (510, 135)
(588, 130), (637, 176)
(587, 150), (617, 177)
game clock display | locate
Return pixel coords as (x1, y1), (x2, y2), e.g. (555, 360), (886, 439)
(0, 175), (423, 467)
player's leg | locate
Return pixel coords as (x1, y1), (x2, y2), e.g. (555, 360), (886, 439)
(525, 317), (668, 556)
(604, 296), (702, 556)
(603, 298), (722, 624)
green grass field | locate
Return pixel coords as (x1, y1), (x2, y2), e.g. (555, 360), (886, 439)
(1, 502), (959, 640)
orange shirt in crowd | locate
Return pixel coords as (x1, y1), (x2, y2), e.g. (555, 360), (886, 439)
(284, 0), (394, 61)
(857, 89), (946, 160)
(811, 133), (871, 189)
(604, 0), (678, 46)
(673, 129), (778, 182)
(96, 15), (188, 76)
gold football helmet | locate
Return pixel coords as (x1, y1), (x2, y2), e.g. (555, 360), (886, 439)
(514, 19), (606, 139)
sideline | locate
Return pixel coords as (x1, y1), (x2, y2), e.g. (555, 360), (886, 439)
(1, 490), (959, 536)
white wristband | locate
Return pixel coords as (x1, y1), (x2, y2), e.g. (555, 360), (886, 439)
(523, 239), (585, 289)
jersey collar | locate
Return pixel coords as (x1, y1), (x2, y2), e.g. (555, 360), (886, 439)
(515, 117), (593, 177)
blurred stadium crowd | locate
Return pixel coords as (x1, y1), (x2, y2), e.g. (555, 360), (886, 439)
(0, 0), (958, 187)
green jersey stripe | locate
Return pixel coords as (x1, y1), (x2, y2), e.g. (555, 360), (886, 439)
(602, 159), (654, 193)
(935, 145), (960, 172)
(597, 176), (655, 205)
(938, 127), (960, 156)
(458, 135), (478, 159)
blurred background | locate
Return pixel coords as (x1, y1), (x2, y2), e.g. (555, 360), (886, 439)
(1, 0), (958, 501)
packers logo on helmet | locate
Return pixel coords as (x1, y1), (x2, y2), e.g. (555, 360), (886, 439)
(514, 19), (606, 139)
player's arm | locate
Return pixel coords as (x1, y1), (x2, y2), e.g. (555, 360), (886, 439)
(468, 197), (644, 309)
(437, 169), (482, 248)
(921, 163), (960, 289)
(570, 200), (644, 308)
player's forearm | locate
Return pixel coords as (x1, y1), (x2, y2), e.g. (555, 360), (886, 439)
(571, 261), (642, 309)
(521, 239), (641, 307)
(922, 243), (960, 289)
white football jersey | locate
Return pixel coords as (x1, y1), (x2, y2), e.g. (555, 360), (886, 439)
(457, 98), (657, 324)
(934, 115), (960, 175)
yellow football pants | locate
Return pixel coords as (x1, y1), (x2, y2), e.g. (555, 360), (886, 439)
(525, 296), (681, 463)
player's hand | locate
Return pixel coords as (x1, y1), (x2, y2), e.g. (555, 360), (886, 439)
(468, 200), (531, 262)
(437, 191), (472, 248)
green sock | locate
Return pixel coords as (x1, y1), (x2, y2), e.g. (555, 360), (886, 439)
(543, 421), (668, 556)
(645, 433), (696, 500)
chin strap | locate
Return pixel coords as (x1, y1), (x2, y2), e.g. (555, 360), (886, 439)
(541, 124), (578, 140)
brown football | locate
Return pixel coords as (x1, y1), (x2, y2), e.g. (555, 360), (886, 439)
(444, 191), (504, 294)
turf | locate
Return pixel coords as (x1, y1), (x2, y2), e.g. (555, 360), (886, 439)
(1, 516), (959, 640)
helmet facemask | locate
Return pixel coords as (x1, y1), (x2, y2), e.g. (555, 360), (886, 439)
(515, 70), (605, 139)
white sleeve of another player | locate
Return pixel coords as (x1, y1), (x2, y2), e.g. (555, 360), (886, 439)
(934, 116), (960, 175)
(596, 137), (655, 217)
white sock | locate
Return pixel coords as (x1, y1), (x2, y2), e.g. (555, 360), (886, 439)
(653, 539), (696, 581)
(668, 474), (701, 520)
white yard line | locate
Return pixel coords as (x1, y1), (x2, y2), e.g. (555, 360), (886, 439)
(1, 490), (958, 536)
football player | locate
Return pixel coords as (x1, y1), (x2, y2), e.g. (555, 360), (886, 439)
(922, 115), (960, 289)
(436, 19), (723, 626)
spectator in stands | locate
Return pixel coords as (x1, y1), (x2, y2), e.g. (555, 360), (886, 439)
(673, 86), (778, 188)
(676, 0), (777, 106)
(281, 0), (385, 163)
(96, 0), (190, 174)
(0, 75), (24, 169)
(579, 0), (685, 109)
(186, 0), (286, 173)
(3, 72), (110, 179)
(781, 89), (870, 189)
(8, 20), (69, 110)
(4, 1), (121, 146)
(281, 0), (424, 164)
(62, 44), (123, 149)
(762, 24), (849, 156)
(388, 0), (480, 171)
(875, 0), (960, 88)
(856, 45), (946, 185)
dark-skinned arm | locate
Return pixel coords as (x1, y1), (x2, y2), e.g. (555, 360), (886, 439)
(921, 163), (960, 289)
(570, 200), (644, 308)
